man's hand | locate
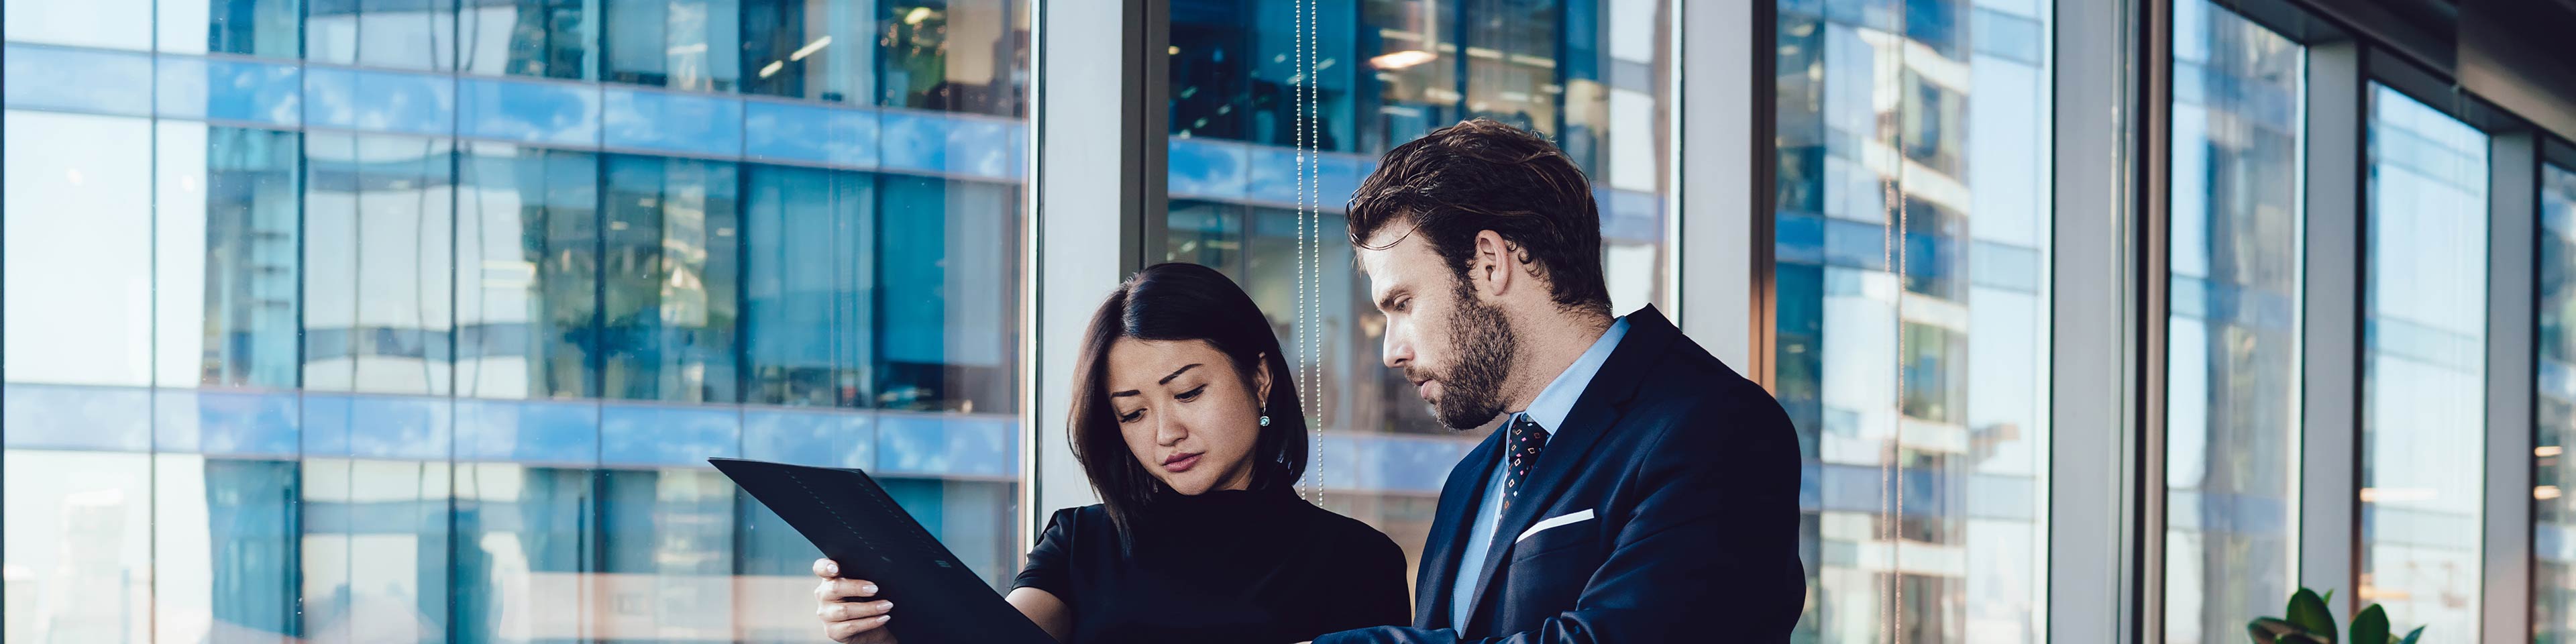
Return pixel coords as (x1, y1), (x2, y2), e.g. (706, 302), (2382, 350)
(814, 557), (897, 643)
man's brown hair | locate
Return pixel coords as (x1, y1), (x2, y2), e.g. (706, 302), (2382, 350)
(1346, 119), (1611, 316)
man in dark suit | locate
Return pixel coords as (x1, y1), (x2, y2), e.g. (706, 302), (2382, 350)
(1304, 119), (1805, 644)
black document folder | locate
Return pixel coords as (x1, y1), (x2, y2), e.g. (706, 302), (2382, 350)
(710, 458), (1057, 644)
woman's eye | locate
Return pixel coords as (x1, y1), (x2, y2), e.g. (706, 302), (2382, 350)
(1176, 385), (1207, 402)
(1118, 409), (1144, 423)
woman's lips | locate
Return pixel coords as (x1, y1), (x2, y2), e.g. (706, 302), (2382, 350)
(1163, 452), (1202, 473)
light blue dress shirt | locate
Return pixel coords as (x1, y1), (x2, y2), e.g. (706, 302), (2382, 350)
(1450, 316), (1630, 631)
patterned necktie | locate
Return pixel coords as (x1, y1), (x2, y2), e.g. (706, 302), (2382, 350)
(1503, 414), (1550, 511)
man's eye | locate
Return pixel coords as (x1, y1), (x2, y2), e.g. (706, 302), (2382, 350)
(1176, 384), (1208, 402)
(1118, 409), (1144, 423)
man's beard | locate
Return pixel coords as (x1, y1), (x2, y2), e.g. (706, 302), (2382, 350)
(1422, 282), (1516, 430)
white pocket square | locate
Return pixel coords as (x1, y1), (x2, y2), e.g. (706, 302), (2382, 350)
(1515, 508), (1595, 543)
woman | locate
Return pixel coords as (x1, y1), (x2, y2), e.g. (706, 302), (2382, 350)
(814, 262), (1412, 644)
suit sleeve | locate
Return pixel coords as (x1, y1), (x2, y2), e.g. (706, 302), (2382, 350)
(1310, 391), (1806, 644)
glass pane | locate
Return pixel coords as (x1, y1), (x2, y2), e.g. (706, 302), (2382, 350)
(460, 0), (598, 79)
(308, 0), (462, 70)
(600, 154), (741, 404)
(602, 0), (741, 91)
(159, 0), (303, 57)
(3, 1), (1032, 641)
(2541, 160), (2576, 643)
(2361, 83), (2487, 637)
(3, 110), (156, 387)
(156, 123), (305, 390)
(1, 450), (154, 643)
(1773, 0), (2053, 641)
(2164, 2), (2303, 641)
(303, 133), (459, 395)
(457, 143), (599, 399)
(1155, 0), (1678, 594)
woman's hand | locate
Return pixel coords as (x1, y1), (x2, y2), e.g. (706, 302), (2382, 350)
(814, 557), (897, 643)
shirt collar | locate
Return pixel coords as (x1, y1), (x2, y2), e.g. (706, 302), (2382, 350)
(1513, 315), (1629, 432)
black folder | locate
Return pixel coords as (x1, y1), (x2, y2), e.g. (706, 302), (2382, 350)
(709, 458), (1057, 644)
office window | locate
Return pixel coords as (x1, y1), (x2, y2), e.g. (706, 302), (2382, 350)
(156, 124), (304, 390)
(1774, 0), (2053, 640)
(3, 110), (156, 387)
(739, 0), (877, 104)
(601, 154), (741, 404)
(457, 144), (599, 399)
(2541, 159), (2576, 643)
(873, 1), (1026, 116)
(308, 0), (462, 70)
(875, 175), (1018, 413)
(743, 164), (875, 408)
(298, 458), (454, 643)
(159, 0), (303, 57)
(2361, 83), (2488, 637)
(304, 133), (459, 395)
(2164, 2), (2304, 641)
(152, 456), (301, 643)
(460, 0), (597, 79)
(4, 0), (152, 50)
(1, 450), (155, 643)
(602, 0), (741, 92)
(597, 468), (738, 639)
(1157, 0), (1676, 579)
(451, 462), (596, 643)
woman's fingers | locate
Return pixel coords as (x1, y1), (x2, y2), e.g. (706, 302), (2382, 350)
(821, 600), (895, 622)
(814, 577), (881, 602)
(826, 614), (893, 642)
(812, 557), (841, 579)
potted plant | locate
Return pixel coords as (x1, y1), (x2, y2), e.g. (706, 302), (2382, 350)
(2247, 588), (2424, 644)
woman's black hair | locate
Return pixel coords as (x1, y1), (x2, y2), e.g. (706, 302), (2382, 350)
(1067, 262), (1309, 545)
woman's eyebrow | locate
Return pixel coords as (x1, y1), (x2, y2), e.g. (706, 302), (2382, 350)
(1159, 363), (1203, 385)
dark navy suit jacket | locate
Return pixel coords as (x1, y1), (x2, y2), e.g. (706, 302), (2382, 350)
(1314, 305), (1805, 643)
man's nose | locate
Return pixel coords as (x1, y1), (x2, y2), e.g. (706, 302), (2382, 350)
(1382, 325), (1412, 369)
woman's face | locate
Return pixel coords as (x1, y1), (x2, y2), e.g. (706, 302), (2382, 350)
(1104, 337), (1271, 495)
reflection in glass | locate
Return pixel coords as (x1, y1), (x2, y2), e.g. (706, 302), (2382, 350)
(299, 458), (453, 644)
(743, 164), (875, 407)
(159, 0), (303, 57)
(602, 0), (741, 92)
(2540, 160), (2576, 643)
(1, 450), (154, 643)
(2361, 84), (2487, 637)
(460, 0), (597, 79)
(1773, 0), (2052, 640)
(601, 155), (741, 404)
(304, 133), (459, 394)
(157, 124), (304, 390)
(2164, 2), (2303, 641)
(452, 462), (595, 643)
(308, 0), (462, 70)
(875, 176), (1018, 413)
(739, 0), (879, 103)
(873, 1), (1026, 117)
(458, 144), (599, 399)
(4, 0), (152, 50)
(152, 455), (300, 643)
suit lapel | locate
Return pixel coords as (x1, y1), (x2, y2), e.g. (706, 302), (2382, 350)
(1417, 427), (1505, 629)
(1456, 306), (1684, 630)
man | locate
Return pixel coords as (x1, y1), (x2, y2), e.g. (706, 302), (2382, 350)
(1307, 119), (1805, 644)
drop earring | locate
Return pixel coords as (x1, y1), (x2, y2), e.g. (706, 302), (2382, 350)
(1258, 403), (1271, 427)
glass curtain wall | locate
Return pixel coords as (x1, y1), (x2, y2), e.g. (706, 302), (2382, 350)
(0, 2), (1029, 643)
(2540, 158), (2576, 643)
(1773, 0), (2053, 641)
(2360, 83), (2488, 639)
(1156, 0), (1678, 581)
(2163, 2), (2304, 642)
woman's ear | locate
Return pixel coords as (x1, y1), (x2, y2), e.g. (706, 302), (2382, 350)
(1252, 352), (1274, 409)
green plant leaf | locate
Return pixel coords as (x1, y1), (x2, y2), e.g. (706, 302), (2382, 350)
(2348, 604), (2387, 644)
(2248, 617), (2310, 644)
(2396, 625), (2423, 644)
(2321, 589), (2333, 606)
(2288, 588), (2338, 641)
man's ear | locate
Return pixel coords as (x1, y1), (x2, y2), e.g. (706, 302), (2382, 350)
(1469, 230), (1516, 299)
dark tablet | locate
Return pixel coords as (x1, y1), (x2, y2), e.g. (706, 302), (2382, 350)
(710, 458), (1056, 644)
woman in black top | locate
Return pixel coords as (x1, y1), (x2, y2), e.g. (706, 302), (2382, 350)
(814, 263), (1413, 644)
